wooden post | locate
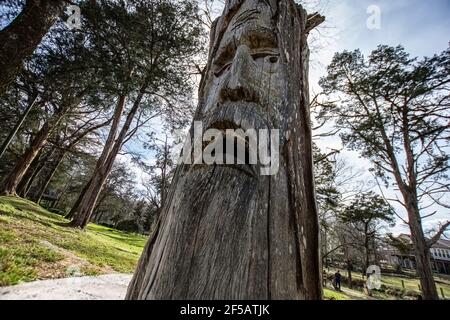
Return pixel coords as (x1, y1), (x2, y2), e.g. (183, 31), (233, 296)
(126, 0), (324, 300)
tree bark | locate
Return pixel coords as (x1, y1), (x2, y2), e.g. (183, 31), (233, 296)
(363, 223), (370, 277)
(0, 95), (37, 159)
(376, 103), (440, 299)
(127, 0), (323, 300)
(347, 260), (352, 288)
(66, 178), (91, 220)
(403, 111), (439, 300)
(406, 196), (439, 300)
(0, 0), (65, 96)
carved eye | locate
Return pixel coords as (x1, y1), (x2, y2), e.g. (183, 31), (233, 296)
(268, 56), (278, 63)
(251, 51), (279, 64)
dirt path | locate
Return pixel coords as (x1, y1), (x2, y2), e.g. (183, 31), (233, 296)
(0, 274), (132, 300)
(340, 287), (377, 300)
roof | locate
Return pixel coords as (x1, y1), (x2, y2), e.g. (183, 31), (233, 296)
(393, 234), (450, 249)
(434, 238), (450, 249)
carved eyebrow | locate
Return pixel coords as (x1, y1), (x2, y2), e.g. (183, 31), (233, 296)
(251, 49), (279, 58)
(213, 40), (237, 67)
(214, 26), (278, 66)
(213, 49), (279, 77)
(245, 27), (278, 49)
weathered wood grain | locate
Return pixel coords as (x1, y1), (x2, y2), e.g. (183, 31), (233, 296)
(127, 0), (324, 300)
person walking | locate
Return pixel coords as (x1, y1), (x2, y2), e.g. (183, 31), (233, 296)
(334, 270), (342, 291)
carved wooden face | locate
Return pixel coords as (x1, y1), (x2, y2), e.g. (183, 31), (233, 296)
(201, 0), (283, 131)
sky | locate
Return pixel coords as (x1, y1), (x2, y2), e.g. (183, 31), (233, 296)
(309, 0), (450, 87)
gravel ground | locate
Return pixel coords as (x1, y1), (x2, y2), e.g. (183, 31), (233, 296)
(0, 274), (132, 300)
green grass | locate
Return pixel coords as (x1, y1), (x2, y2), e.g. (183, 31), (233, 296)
(323, 288), (352, 300)
(382, 274), (450, 298)
(0, 196), (147, 287)
(325, 267), (450, 300)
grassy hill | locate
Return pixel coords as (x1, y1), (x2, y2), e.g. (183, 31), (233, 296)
(0, 196), (147, 287)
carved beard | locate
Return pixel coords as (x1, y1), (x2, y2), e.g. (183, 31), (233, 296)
(127, 0), (322, 300)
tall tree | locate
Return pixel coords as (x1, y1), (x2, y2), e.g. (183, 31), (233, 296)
(0, 0), (66, 96)
(319, 45), (450, 299)
(313, 145), (340, 268)
(88, 162), (138, 227)
(0, 102), (67, 195)
(340, 192), (395, 276)
(137, 133), (177, 215)
(28, 114), (111, 203)
(0, 13), (103, 196)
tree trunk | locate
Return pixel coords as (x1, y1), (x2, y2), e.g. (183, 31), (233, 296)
(16, 150), (47, 197)
(93, 191), (109, 220)
(0, 95), (37, 159)
(347, 260), (352, 288)
(66, 95), (126, 221)
(17, 164), (36, 197)
(407, 198), (438, 300)
(0, 121), (53, 196)
(0, 92), (79, 196)
(364, 225), (370, 277)
(343, 237), (352, 288)
(18, 146), (55, 197)
(66, 178), (92, 220)
(31, 114), (109, 204)
(69, 93), (142, 228)
(127, 0), (323, 300)
(400, 105), (438, 299)
(0, 0), (65, 96)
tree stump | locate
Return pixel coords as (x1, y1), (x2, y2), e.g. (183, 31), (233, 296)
(127, 0), (324, 300)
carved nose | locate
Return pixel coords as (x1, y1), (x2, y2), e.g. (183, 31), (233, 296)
(220, 45), (257, 102)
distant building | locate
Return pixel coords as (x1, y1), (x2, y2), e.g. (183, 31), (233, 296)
(430, 239), (450, 275)
(382, 234), (450, 275)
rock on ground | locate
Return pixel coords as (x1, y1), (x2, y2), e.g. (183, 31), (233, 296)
(0, 274), (132, 300)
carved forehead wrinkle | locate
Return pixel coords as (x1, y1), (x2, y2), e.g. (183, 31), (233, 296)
(225, 0), (276, 18)
(229, 0), (274, 31)
(215, 0), (277, 58)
